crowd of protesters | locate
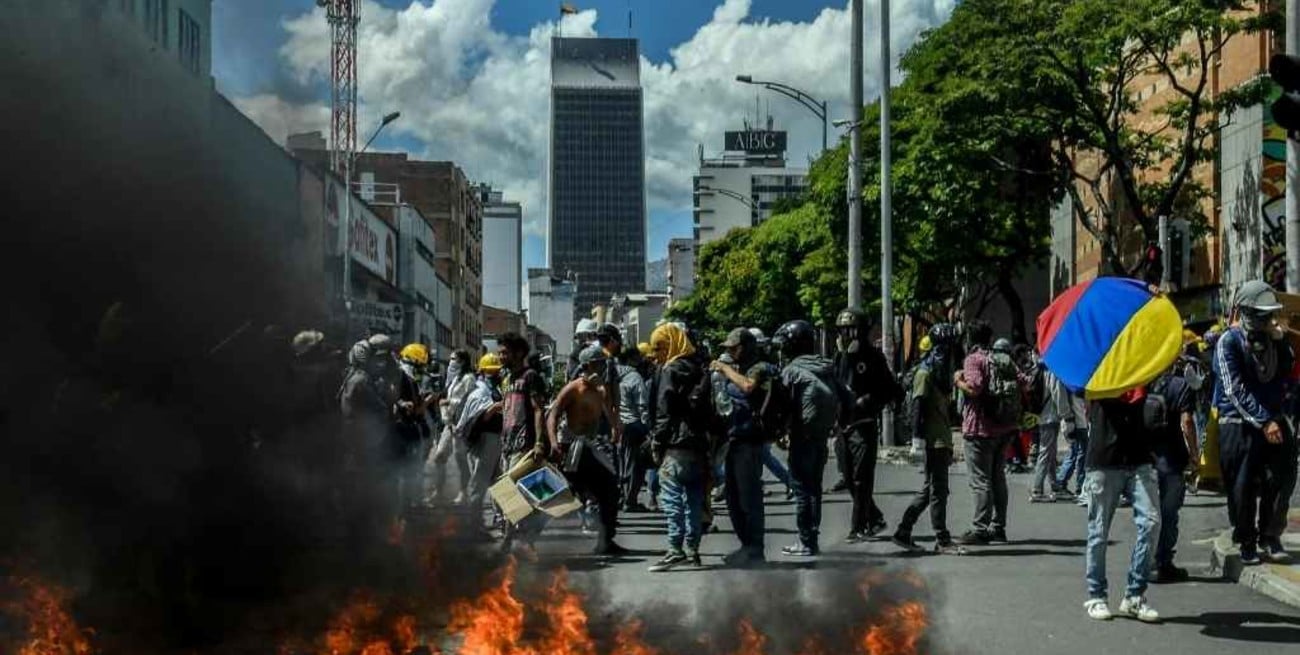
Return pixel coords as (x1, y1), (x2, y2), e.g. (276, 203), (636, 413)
(307, 277), (1296, 625)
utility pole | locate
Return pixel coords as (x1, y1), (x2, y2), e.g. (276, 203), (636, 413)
(879, 0), (896, 445)
(847, 0), (863, 309)
(1287, 0), (1299, 293)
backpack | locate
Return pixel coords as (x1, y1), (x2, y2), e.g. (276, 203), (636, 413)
(984, 351), (1023, 426)
(685, 361), (719, 436)
(897, 361), (928, 438)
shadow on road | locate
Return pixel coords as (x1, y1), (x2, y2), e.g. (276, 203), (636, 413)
(1162, 612), (1300, 643)
(962, 548), (1082, 557)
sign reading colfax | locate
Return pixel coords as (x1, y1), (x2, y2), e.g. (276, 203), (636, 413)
(349, 299), (405, 336)
(724, 130), (787, 155)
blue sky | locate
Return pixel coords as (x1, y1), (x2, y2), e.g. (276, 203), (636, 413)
(214, 1), (956, 276)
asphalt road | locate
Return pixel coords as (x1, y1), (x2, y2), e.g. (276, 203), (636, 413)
(517, 456), (1300, 655)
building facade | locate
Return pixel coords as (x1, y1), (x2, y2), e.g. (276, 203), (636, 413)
(666, 238), (695, 305)
(693, 126), (807, 249)
(114, 0), (212, 79)
(549, 37), (647, 319)
(527, 268), (578, 363)
(479, 184), (523, 313)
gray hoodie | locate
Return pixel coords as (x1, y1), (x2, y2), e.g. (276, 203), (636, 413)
(780, 354), (850, 440)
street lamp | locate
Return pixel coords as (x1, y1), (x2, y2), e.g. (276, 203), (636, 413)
(697, 184), (759, 226)
(735, 75), (828, 152)
(340, 110), (402, 316)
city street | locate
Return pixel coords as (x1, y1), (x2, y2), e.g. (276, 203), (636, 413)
(517, 458), (1300, 655)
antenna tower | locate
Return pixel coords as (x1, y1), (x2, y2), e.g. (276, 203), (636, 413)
(319, 0), (358, 175)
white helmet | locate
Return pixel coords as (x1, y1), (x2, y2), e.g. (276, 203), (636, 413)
(575, 318), (599, 338)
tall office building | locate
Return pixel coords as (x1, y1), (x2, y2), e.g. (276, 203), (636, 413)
(693, 122), (807, 248)
(549, 37), (646, 320)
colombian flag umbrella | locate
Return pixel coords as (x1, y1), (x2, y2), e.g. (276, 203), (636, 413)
(1036, 278), (1183, 399)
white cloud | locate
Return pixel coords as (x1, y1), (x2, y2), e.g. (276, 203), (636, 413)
(233, 0), (956, 244)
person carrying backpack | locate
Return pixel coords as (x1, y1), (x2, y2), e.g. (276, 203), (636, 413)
(775, 319), (853, 557)
(710, 327), (784, 567)
(954, 321), (1023, 545)
(833, 307), (903, 543)
(892, 323), (963, 554)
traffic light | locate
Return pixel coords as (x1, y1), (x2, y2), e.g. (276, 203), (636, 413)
(1269, 53), (1300, 132)
(1166, 219), (1189, 290)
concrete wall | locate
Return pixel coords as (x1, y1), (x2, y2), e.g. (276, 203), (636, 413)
(1220, 103), (1266, 297)
(528, 272), (577, 362)
(483, 206), (522, 312)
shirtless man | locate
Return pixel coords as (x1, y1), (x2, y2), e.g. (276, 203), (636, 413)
(547, 345), (628, 555)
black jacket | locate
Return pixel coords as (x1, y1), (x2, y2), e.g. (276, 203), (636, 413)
(835, 343), (903, 425)
(650, 357), (708, 454)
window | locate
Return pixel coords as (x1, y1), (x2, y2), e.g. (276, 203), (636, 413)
(178, 8), (201, 74)
(144, 0), (168, 47)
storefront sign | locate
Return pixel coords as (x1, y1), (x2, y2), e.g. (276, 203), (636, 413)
(350, 299), (405, 336)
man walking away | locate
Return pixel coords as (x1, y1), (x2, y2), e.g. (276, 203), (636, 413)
(775, 320), (851, 557)
(497, 333), (551, 556)
(955, 321), (1022, 545)
(1148, 363), (1199, 583)
(547, 345), (628, 556)
(646, 323), (709, 571)
(1056, 391), (1090, 503)
(711, 327), (782, 566)
(1032, 368), (1074, 502)
(1214, 280), (1297, 565)
(893, 324), (962, 554)
(455, 353), (506, 535)
(834, 308), (903, 542)
(1082, 389), (1161, 623)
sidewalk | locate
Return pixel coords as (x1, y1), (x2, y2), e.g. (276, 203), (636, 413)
(1209, 509), (1300, 608)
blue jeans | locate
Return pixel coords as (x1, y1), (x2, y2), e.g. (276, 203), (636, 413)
(762, 443), (792, 487)
(1155, 464), (1186, 568)
(1084, 466), (1161, 600)
(1056, 428), (1088, 492)
(789, 437), (830, 548)
(659, 450), (707, 552)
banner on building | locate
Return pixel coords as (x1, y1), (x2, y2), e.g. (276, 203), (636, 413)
(724, 130), (787, 155)
(350, 299), (405, 336)
(327, 179), (398, 285)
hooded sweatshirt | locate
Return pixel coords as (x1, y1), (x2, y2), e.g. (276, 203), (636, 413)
(649, 324), (707, 454)
(781, 354), (850, 441)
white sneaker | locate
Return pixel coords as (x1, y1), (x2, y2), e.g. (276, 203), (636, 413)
(1117, 596), (1160, 623)
(1084, 598), (1112, 621)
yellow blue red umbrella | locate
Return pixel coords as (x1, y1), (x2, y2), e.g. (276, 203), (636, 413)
(1036, 278), (1183, 399)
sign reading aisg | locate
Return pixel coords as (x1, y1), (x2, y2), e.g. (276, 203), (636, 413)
(724, 130), (787, 155)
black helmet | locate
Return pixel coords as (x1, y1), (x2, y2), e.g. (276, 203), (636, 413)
(928, 323), (960, 346)
(836, 307), (870, 330)
(774, 320), (817, 358)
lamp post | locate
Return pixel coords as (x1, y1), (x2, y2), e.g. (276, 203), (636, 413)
(340, 111), (402, 316)
(734, 75), (828, 152)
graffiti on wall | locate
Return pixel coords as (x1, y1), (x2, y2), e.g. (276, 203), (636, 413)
(1262, 100), (1288, 290)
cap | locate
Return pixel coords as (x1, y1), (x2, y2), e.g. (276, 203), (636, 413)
(575, 318), (600, 336)
(291, 330), (325, 357)
(721, 327), (756, 349)
(578, 344), (607, 366)
(597, 323), (623, 343)
(367, 333), (395, 353)
(1234, 280), (1283, 313)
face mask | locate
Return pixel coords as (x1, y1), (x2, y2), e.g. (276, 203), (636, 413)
(1241, 309), (1276, 335)
(447, 361), (463, 379)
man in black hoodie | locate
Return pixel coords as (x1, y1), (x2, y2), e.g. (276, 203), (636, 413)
(775, 319), (852, 557)
(646, 323), (709, 571)
(834, 308), (903, 542)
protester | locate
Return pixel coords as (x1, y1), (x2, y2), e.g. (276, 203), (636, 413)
(750, 328), (795, 498)
(1055, 390), (1091, 504)
(775, 319), (851, 557)
(1148, 363), (1199, 582)
(546, 344), (628, 556)
(1032, 368), (1075, 502)
(1213, 280), (1296, 565)
(426, 350), (474, 506)
(955, 321), (1022, 545)
(710, 327), (782, 566)
(615, 345), (653, 513)
(566, 318), (600, 381)
(395, 343), (435, 509)
(1081, 389), (1162, 623)
(646, 323), (708, 571)
(892, 323), (962, 554)
(497, 332), (551, 555)
(338, 334), (400, 540)
(454, 353), (506, 534)
(833, 308), (902, 543)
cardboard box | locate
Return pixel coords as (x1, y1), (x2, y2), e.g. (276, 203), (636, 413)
(488, 455), (583, 524)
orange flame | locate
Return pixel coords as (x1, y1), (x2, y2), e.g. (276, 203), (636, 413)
(610, 621), (659, 655)
(859, 602), (928, 655)
(730, 620), (767, 655)
(6, 578), (94, 655)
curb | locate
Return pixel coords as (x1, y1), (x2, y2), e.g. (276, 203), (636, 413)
(1208, 523), (1300, 609)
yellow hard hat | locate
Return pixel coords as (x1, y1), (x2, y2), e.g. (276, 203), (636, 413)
(918, 335), (933, 353)
(400, 343), (429, 366)
(478, 352), (503, 373)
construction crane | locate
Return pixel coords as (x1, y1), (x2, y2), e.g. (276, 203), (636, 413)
(317, 0), (358, 175)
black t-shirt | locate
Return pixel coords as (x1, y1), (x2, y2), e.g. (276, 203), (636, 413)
(1085, 395), (1155, 469)
(1149, 374), (1195, 471)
